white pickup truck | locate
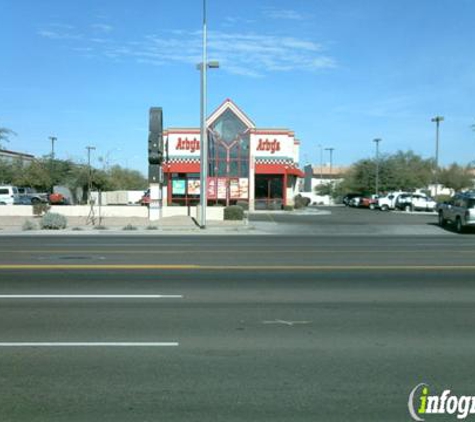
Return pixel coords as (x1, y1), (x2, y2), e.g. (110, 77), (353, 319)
(376, 191), (409, 211)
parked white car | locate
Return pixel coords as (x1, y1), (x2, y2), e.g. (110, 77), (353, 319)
(0, 185), (20, 205)
(376, 191), (409, 211)
(395, 193), (436, 212)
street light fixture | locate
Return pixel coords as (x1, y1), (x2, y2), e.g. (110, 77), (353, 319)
(373, 138), (382, 195)
(198, 0), (219, 229)
(431, 116), (444, 198)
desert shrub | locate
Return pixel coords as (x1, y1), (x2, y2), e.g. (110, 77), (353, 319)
(224, 205), (244, 220)
(123, 224), (138, 231)
(40, 212), (67, 230)
(283, 205), (294, 211)
(33, 202), (51, 216)
(22, 220), (37, 231)
(146, 225), (159, 230)
(294, 194), (309, 209)
(93, 225), (108, 230)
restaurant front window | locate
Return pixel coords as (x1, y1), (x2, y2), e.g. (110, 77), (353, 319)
(208, 109), (250, 205)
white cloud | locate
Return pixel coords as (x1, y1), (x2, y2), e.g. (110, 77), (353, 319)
(92, 23), (113, 33)
(263, 8), (307, 20)
(38, 29), (82, 40)
(39, 25), (336, 77)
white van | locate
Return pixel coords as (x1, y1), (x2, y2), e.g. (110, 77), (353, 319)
(0, 185), (20, 205)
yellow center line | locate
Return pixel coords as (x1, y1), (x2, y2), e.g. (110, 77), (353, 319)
(0, 264), (475, 270)
(0, 249), (474, 254)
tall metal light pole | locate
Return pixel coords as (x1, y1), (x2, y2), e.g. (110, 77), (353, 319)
(49, 136), (57, 193)
(325, 147), (335, 177)
(49, 136), (57, 160)
(318, 144), (323, 185)
(325, 147), (335, 202)
(86, 146), (96, 203)
(198, 0), (219, 229)
(431, 116), (444, 198)
(373, 138), (382, 195)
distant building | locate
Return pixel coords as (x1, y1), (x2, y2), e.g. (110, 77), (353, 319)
(0, 148), (35, 163)
(303, 164), (349, 192)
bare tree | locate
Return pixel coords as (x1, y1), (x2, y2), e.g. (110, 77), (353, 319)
(0, 127), (16, 149)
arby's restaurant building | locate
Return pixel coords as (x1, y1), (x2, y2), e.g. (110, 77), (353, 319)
(162, 99), (304, 209)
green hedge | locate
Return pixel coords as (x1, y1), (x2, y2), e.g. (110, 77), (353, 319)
(224, 205), (244, 220)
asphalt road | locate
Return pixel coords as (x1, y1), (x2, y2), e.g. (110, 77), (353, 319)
(1, 234), (475, 421)
(249, 205), (448, 236)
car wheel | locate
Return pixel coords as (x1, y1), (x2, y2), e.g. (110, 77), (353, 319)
(456, 217), (465, 234)
(30, 198), (40, 205)
(369, 203), (375, 210)
(381, 204), (389, 211)
(404, 204), (412, 212)
(438, 212), (446, 227)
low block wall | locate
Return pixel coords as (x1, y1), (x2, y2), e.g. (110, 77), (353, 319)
(0, 206), (33, 216)
(0, 205), (224, 220)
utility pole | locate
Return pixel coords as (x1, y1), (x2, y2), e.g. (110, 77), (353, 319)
(373, 138), (382, 196)
(431, 116), (444, 198)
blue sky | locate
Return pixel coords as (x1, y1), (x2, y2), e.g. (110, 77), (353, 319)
(1, 0), (475, 173)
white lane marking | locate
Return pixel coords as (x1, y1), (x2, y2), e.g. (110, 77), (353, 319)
(0, 295), (183, 299)
(0, 342), (178, 347)
(262, 320), (311, 326)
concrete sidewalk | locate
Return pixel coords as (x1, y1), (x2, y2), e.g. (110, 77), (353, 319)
(0, 215), (253, 235)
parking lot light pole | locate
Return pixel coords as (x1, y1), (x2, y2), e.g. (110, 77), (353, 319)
(325, 147), (335, 177)
(325, 147), (335, 200)
(198, 0), (219, 229)
(49, 136), (57, 194)
(373, 138), (382, 195)
(318, 144), (323, 185)
(86, 146), (96, 204)
(431, 116), (444, 198)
